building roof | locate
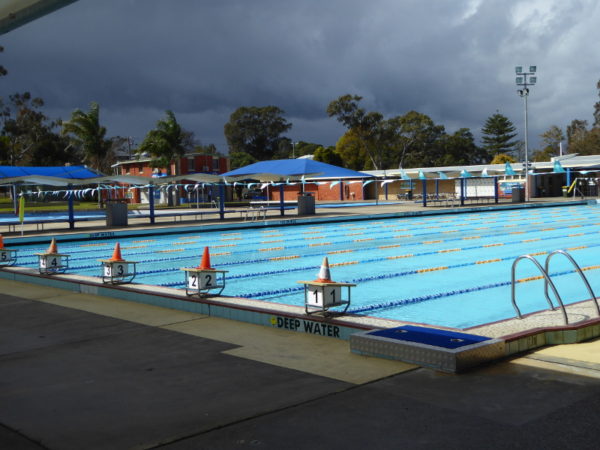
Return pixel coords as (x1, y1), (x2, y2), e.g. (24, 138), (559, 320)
(363, 154), (600, 179)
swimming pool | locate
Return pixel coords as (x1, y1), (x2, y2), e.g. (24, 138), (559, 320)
(10, 203), (600, 329)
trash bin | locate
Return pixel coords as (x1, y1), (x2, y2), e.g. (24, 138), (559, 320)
(562, 186), (568, 197)
(106, 200), (128, 227)
(297, 193), (315, 215)
(511, 187), (524, 203)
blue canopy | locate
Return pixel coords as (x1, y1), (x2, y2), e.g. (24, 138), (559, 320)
(223, 159), (372, 180)
(553, 160), (565, 173)
(504, 162), (516, 176)
(0, 165), (102, 179)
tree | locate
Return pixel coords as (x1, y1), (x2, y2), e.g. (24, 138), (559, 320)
(567, 119), (588, 148)
(27, 131), (78, 166)
(387, 111), (446, 168)
(490, 153), (516, 164)
(0, 45), (6, 77)
(224, 106), (292, 167)
(335, 129), (370, 170)
(62, 102), (112, 172)
(481, 112), (518, 157)
(229, 151), (257, 170)
(436, 128), (486, 166)
(327, 95), (387, 170)
(531, 148), (556, 162)
(565, 119), (600, 155)
(0, 135), (10, 163)
(313, 146), (343, 166)
(594, 79), (600, 128)
(568, 126), (600, 155)
(194, 143), (221, 156)
(1, 92), (57, 165)
(137, 110), (190, 175)
(536, 125), (565, 160)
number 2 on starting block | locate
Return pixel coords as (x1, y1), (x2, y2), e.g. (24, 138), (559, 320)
(188, 272), (215, 289)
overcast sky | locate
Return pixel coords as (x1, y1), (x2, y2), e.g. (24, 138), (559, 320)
(2, 0), (599, 157)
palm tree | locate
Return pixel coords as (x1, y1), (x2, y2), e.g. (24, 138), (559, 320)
(62, 102), (112, 172)
(137, 110), (187, 175)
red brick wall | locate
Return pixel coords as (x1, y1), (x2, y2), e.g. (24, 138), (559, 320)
(270, 180), (365, 201)
(118, 155), (229, 177)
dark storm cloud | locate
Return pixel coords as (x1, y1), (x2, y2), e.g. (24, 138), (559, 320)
(2, 0), (599, 153)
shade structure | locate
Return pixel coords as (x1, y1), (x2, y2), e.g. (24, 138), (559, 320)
(161, 173), (227, 184)
(553, 160), (565, 173)
(504, 162), (517, 176)
(0, 165), (102, 179)
(222, 159), (372, 181)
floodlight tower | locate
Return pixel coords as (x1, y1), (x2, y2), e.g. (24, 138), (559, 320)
(515, 65), (537, 201)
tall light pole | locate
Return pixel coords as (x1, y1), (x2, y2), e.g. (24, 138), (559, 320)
(515, 65), (537, 201)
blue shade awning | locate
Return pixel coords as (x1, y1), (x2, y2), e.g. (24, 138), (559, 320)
(438, 172), (449, 179)
(399, 170), (411, 180)
(553, 160), (566, 173)
(504, 162), (516, 176)
(222, 159), (373, 180)
(460, 169), (472, 178)
(418, 170), (426, 180)
(0, 165), (103, 179)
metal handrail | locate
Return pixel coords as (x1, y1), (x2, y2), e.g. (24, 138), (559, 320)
(544, 249), (600, 317)
(511, 254), (569, 325)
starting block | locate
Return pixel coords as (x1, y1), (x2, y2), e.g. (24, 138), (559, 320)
(181, 246), (227, 297)
(99, 243), (137, 284)
(297, 257), (355, 316)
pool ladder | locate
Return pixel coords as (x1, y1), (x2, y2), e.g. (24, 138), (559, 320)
(511, 250), (600, 325)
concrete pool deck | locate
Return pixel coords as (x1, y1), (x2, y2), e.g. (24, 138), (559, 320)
(2, 197), (600, 447)
(1, 278), (600, 449)
(2, 196), (587, 237)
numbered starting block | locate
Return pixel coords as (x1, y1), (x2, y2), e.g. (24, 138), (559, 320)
(99, 243), (137, 284)
(298, 257), (355, 316)
(182, 247), (227, 297)
(0, 235), (17, 266)
(36, 238), (69, 275)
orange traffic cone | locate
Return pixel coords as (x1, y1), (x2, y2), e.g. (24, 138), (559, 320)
(0, 234), (5, 249)
(314, 257), (334, 283)
(46, 238), (58, 254)
(109, 243), (124, 261)
(197, 246), (213, 270)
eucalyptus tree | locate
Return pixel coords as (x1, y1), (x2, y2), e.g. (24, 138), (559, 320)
(327, 94), (387, 170)
(224, 105), (292, 168)
(1, 92), (65, 166)
(387, 111), (445, 168)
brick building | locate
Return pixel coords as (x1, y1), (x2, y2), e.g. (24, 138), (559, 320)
(113, 153), (229, 204)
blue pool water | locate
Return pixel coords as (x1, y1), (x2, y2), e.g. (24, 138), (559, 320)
(9, 204), (600, 329)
